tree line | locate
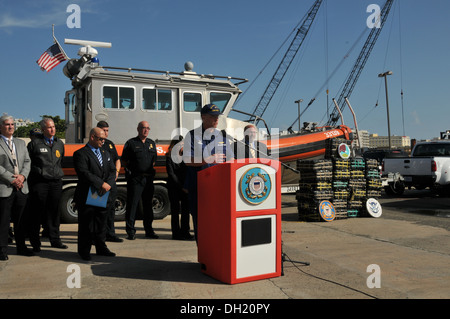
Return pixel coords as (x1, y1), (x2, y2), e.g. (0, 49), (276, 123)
(14, 115), (66, 139)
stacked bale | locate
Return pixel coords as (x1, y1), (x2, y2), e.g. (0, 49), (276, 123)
(365, 159), (382, 199)
(332, 158), (350, 219)
(325, 138), (351, 159)
(297, 137), (384, 221)
(296, 159), (333, 221)
(348, 158), (366, 217)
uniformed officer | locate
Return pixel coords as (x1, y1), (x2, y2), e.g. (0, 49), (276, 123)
(97, 121), (123, 243)
(121, 121), (158, 240)
(27, 118), (67, 251)
(183, 104), (234, 241)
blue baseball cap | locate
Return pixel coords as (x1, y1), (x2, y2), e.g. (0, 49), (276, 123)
(29, 128), (42, 137)
(201, 104), (221, 116)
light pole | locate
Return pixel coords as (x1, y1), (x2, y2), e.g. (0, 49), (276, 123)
(295, 99), (303, 132)
(378, 71), (393, 150)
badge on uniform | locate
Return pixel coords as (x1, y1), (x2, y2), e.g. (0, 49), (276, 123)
(55, 150), (61, 158)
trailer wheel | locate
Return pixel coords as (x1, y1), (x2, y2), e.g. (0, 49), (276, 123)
(59, 187), (128, 223)
(152, 184), (170, 220)
(113, 187), (127, 221)
(59, 188), (78, 224)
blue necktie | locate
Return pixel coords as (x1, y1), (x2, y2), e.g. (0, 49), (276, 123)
(96, 149), (103, 166)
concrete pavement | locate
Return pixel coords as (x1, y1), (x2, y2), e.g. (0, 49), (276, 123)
(0, 194), (449, 303)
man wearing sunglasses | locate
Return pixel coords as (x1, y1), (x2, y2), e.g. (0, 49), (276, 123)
(73, 127), (117, 261)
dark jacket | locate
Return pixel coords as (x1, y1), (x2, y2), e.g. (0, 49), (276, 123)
(27, 135), (64, 181)
(233, 137), (270, 159)
(166, 155), (186, 193)
(121, 136), (157, 178)
(73, 144), (116, 209)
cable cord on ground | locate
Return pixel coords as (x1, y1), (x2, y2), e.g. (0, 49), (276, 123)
(282, 252), (379, 299)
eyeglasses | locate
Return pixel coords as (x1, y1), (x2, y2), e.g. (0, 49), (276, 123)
(140, 127), (150, 130)
(93, 135), (105, 142)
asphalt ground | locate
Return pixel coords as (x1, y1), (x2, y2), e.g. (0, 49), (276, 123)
(0, 190), (448, 314)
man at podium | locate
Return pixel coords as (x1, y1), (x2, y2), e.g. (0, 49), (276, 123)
(182, 104), (234, 241)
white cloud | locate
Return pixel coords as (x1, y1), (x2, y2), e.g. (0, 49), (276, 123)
(411, 110), (421, 125)
(0, 0), (97, 29)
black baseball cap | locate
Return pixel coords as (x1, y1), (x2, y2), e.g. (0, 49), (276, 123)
(201, 104), (221, 116)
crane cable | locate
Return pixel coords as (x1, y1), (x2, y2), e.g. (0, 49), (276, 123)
(268, 9), (319, 127)
(235, 9), (310, 107)
(398, 0), (405, 136)
(359, 0), (404, 130)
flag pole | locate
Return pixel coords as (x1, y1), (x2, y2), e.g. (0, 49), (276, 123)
(52, 24), (70, 59)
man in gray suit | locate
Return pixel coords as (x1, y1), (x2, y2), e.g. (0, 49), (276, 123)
(0, 114), (33, 260)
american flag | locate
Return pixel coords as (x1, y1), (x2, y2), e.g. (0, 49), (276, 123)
(36, 43), (68, 72)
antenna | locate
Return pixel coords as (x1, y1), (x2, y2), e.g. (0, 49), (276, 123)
(64, 38), (112, 58)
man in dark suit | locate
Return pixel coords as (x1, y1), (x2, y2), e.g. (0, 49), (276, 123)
(234, 124), (270, 160)
(73, 127), (117, 261)
(0, 114), (33, 260)
(96, 121), (123, 243)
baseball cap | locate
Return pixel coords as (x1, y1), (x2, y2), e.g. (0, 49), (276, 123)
(29, 128), (42, 137)
(201, 104), (221, 116)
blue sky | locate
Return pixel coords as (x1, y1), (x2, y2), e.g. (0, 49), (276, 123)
(0, 0), (449, 140)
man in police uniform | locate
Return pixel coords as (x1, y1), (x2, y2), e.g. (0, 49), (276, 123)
(27, 118), (67, 251)
(121, 121), (158, 240)
(183, 104), (234, 241)
(96, 121), (122, 243)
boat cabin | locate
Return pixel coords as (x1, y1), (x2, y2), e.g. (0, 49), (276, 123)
(64, 59), (249, 145)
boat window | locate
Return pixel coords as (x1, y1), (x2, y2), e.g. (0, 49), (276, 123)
(183, 92), (202, 112)
(210, 92), (231, 112)
(103, 86), (135, 110)
(143, 88), (172, 111)
(65, 91), (76, 124)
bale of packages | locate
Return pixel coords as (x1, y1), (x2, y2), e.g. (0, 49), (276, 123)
(297, 159), (333, 221)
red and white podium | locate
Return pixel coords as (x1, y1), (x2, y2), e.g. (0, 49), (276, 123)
(197, 159), (282, 284)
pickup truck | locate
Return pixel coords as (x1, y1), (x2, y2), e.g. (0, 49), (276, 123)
(382, 141), (450, 195)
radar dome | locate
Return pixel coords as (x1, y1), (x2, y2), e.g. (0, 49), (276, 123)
(184, 61), (194, 72)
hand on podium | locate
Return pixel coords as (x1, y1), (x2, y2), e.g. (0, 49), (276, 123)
(204, 153), (226, 164)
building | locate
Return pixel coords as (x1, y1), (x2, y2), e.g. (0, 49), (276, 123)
(14, 118), (34, 128)
(369, 134), (411, 149)
(354, 130), (370, 148)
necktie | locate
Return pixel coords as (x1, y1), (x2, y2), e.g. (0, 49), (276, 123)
(250, 143), (256, 158)
(8, 139), (19, 175)
(96, 149), (103, 166)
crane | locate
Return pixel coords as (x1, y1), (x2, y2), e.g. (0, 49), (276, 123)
(326, 0), (394, 126)
(249, 0), (323, 125)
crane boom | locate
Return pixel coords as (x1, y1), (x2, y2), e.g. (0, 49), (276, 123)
(326, 0), (394, 126)
(250, 0), (323, 124)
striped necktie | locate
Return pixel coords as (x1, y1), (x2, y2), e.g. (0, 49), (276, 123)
(95, 148), (103, 166)
(7, 139), (19, 175)
(249, 143), (256, 158)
